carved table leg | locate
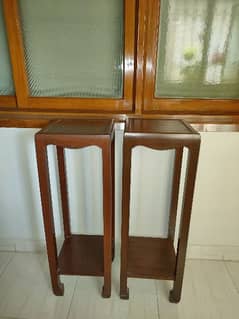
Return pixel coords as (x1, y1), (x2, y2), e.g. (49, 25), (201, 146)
(35, 137), (64, 296)
(57, 146), (71, 239)
(170, 144), (200, 303)
(120, 140), (132, 299)
(101, 140), (113, 298)
(111, 137), (115, 261)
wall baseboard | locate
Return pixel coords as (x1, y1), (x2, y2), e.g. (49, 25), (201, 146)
(0, 239), (45, 253)
(1, 239), (239, 261)
(187, 244), (239, 261)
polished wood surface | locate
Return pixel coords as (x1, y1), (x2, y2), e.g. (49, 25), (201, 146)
(57, 146), (71, 239)
(35, 119), (115, 298)
(0, 96), (17, 108)
(120, 119), (200, 303)
(2, 110), (239, 131)
(127, 237), (176, 280)
(40, 119), (114, 136)
(126, 119), (196, 135)
(58, 235), (104, 276)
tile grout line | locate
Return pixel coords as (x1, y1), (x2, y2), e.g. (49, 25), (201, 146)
(66, 277), (78, 319)
(154, 280), (161, 319)
(0, 253), (15, 279)
(223, 261), (239, 294)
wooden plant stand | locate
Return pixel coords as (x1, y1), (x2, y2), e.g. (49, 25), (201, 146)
(120, 119), (200, 303)
(35, 119), (114, 298)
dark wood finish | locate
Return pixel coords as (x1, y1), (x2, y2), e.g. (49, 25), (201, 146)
(120, 138), (132, 299)
(169, 143), (200, 303)
(120, 119), (200, 303)
(111, 136), (115, 261)
(4, 0), (136, 113)
(141, 0), (239, 115)
(134, 0), (147, 115)
(168, 148), (183, 242)
(127, 237), (176, 280)
(58, 235), (104, 276)
(57, 147), (71, 239)
(35, 119), (115, 298)
(35, 137), (64, 296)
(2, 110), (239, 131)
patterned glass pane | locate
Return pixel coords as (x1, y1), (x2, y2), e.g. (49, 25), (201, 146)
(0, 0), (14, 95)
(155, 0), (239, 99)
(19, 0), (123, 98)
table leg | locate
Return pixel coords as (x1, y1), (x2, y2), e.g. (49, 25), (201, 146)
(120, 140), (132, 299)
(168, 147), (183, 241)
(101, 140), (113, 298)
(169, 144), (200, 303)
(111, 137), (115, 261)
(35, 137), (64, 296)
(57, 146), (71, 239)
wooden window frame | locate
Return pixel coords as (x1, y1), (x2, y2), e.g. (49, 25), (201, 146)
(0, 0), (16, 109)
(138, 0), (239, 115)
(0, 96), (16, 108)
(3, 0), (136, 113)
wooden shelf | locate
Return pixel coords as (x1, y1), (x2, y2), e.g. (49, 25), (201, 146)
(127, 237), (176, 280)
(58, 235), (104, 276)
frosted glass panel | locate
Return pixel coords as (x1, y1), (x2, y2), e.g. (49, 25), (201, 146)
(155, 0), (239, 99)
(0, 0), (14, 95)
(19, 0), (123, 98)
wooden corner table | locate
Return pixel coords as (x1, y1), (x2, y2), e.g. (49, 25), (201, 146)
(120, 119), (200, 303)
(35, 119), (115, 298)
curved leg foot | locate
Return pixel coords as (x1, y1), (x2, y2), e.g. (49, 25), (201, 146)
(102, 286), (111, 298)
(53, 281), (64, 296)
(120, 287), (129, 300)
(169, 289), (181, 303)
(112, 248), (115, 262)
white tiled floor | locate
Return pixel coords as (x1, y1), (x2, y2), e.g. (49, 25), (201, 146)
(0, 252), (239, 319)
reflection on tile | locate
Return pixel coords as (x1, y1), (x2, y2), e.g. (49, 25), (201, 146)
(0, 253), (77, 319)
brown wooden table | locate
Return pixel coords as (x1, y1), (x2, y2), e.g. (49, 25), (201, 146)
(120, 119), (200, 303)
(35, 119), (115, 298)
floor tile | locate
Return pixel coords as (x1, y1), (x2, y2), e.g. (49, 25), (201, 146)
(0, 253), (77, 319)
(0, 252), (13, 276)
(225, 261), (239, 293)
(156, 260), (239, 319)
(68, 258), (159, 319)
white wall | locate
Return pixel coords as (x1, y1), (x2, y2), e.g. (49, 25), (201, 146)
(0, 125), (239, 259)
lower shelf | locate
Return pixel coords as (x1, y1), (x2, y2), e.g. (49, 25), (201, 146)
(127, 236), (176, 280)
(58, 234), (104, 276)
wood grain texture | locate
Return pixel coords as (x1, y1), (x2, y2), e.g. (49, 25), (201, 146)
(127, 237), (176, 280)
(0, 96), (16, 108)
(58, 235), (104, 276)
